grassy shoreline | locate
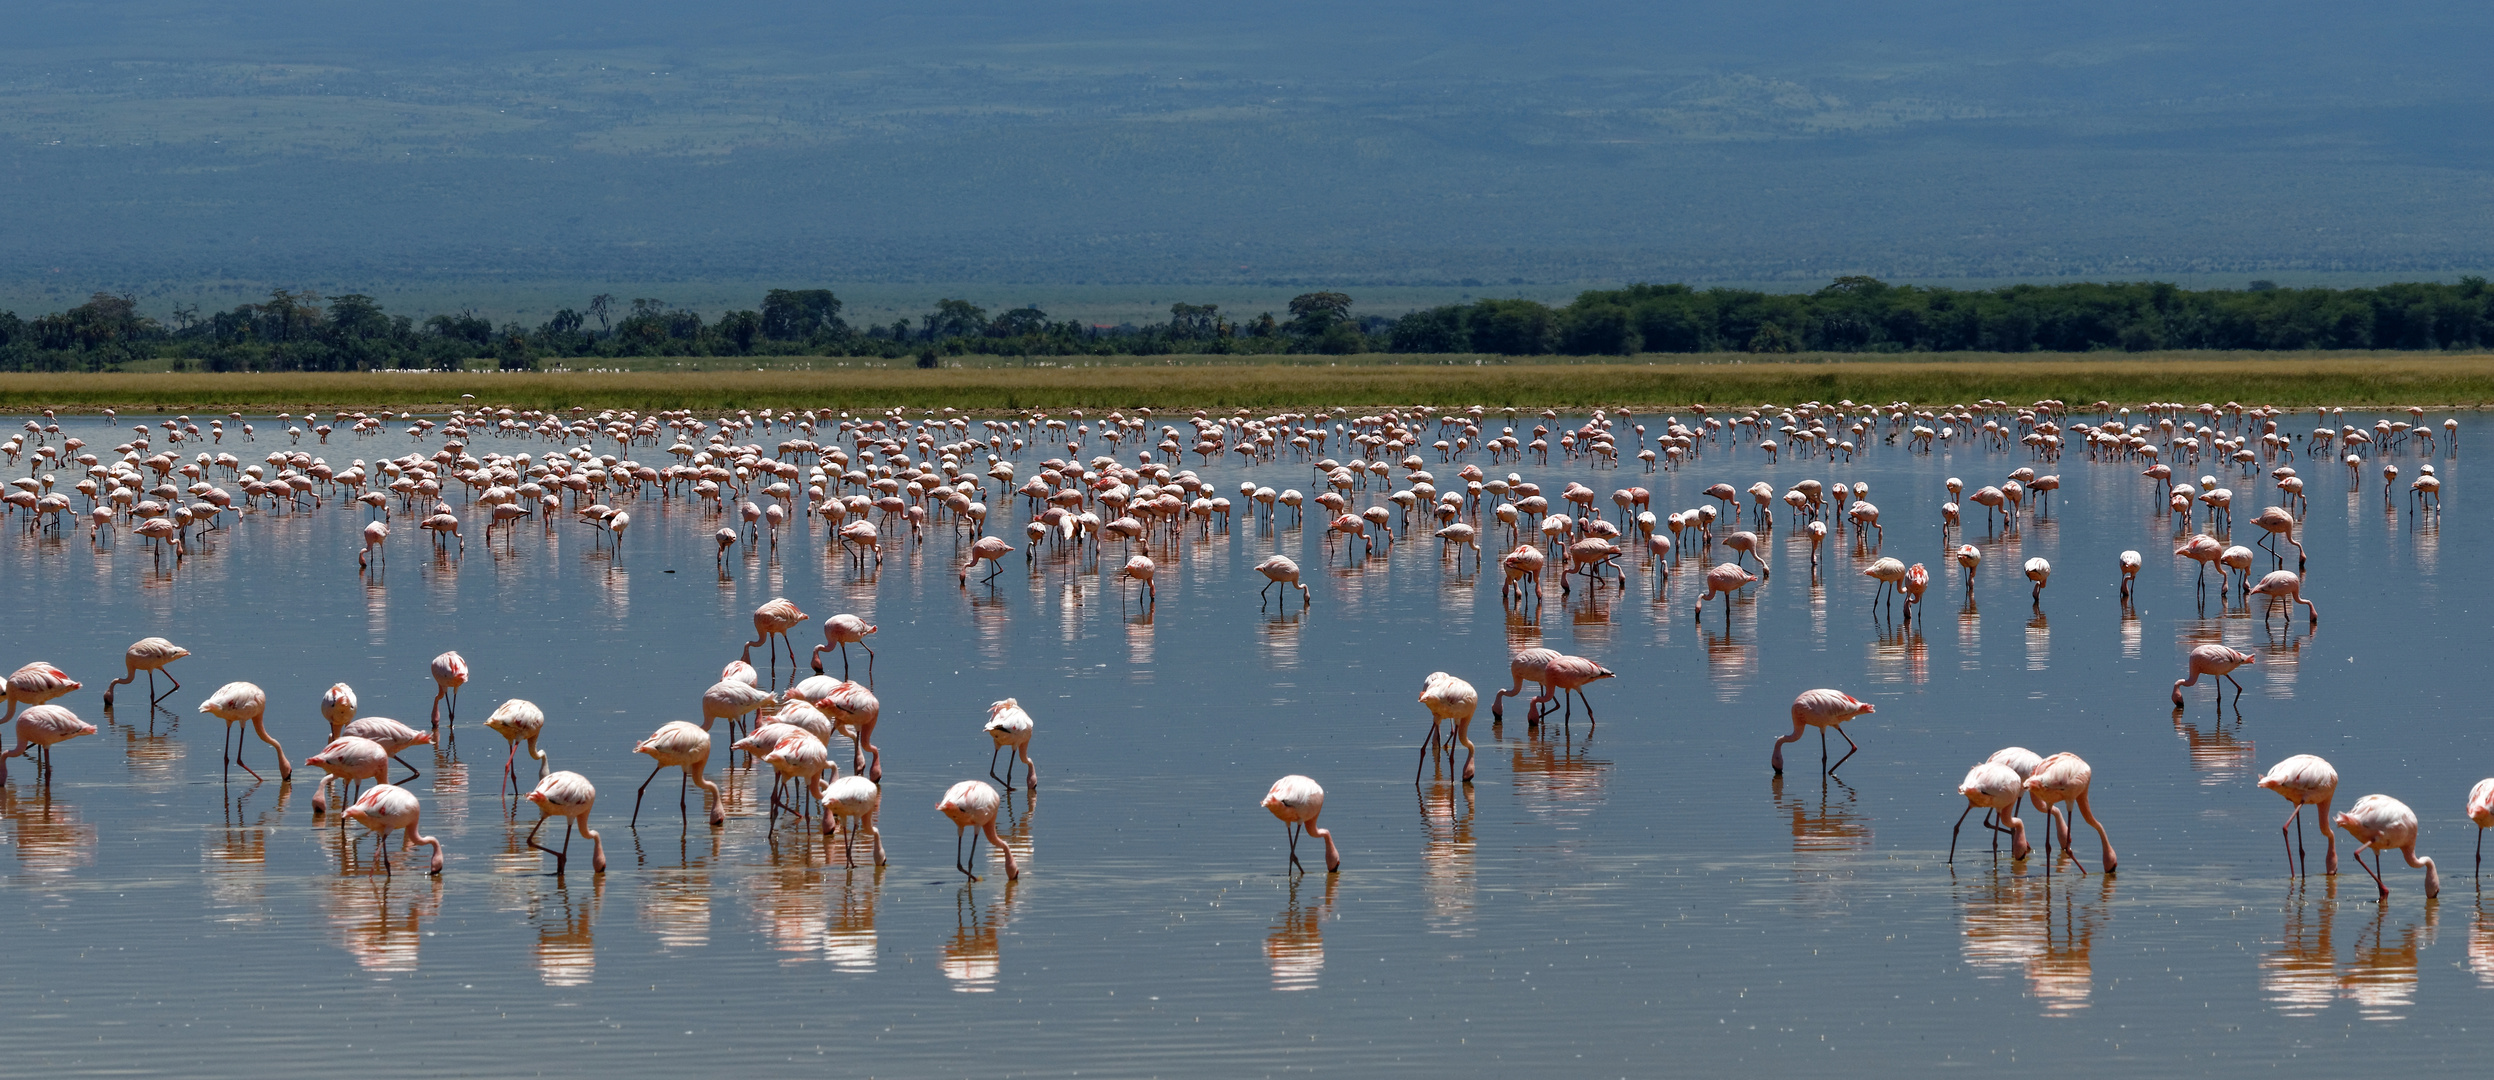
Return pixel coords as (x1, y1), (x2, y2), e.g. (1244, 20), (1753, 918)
(9, 354), (2494, 412)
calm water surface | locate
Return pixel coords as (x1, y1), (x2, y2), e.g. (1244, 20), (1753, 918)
(0, 409), (2484, 1077)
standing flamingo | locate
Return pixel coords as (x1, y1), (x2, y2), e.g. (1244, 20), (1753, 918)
(359, 520), (388, 571)
(320, 682), (358, 736)
(1119, 554), (1158, 607)
(811, 614), (879, 681)
(339, 716), (433, 784)
(2335, 794), (2439, 899)
(630, 720), (725, 828)
(742, 597), (810, 679)
(305, 735), (388, 815)
(982, 698), (1037, 791)
(343, 784), (444, 876)
(1416, 672), (1478, 783)
(1955, 544), (1980, 599)
(484, 699), (548, 795)
(198, 681), (291, 782)
(101, 637), (187, 708)
(1769, 689), (1874, 775)
(428, 650), (468, 735)
(700, 678), (776, 738)
(2467, 778), (2494, 877)
(1263, 774), (1341, 874)
(2023, 558), (2051, 605)
(1694, 562), (1757, 623)
(937, 780), (1020, 882)
(819, 775), (887, 866)
(2172, 644), (2255, 707)
(2258, 754), (2338, 876)
(1949, 761), (2031, 863)
(1257, 555), (1310, 608)
(2023, 752), (2117, 876)
(2118, 550), (2141, 600)
(2247, 570), (2319, 627)
(524, 771), (607, 875)
(0, 705), (94, 785)
(3, 662), (80, 722)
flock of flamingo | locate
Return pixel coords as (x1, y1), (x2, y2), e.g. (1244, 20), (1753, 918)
(0, 396), (2470, 902)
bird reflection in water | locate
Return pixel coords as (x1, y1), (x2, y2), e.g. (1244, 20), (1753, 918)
(1773, 774), (1870, 856)
(2467, 904), (2494, 989)
(969, 591), (1009, 659)
(1503, 607), (1543, 653)
(1957, 872), (2110, 1016)
(1259, 609), (1303, 669)
(206, 780), (290, 921)
(2171, 710), (2256, 787)
(531, 876), (603, 987)
(826, 869), (883, 972)
(1509, 727), (1608, 831)
(2340, 903), (2435, 1021)
(1126, 604), (1155, 671)
(1703, 624), (1754, 702)
(1419, 780), (1476, 936)
(2119, 605), (2142, 661)
(1867, 620), (1928, 686)
(1568, 588), (1615, 649)
(2024, 609), (2050, 671)
(1266, 873), (1337, 991)
(2256, 623), (2311, 696)
(943, 881), (1017, 993)
(638, 859), (716, 950)
(752, 859), (830, 961)
(1, 786), (95, 877)
(2263, 880), (2339, 1016)
(323, 872), (442, 974)
(114, 710), (185, 785)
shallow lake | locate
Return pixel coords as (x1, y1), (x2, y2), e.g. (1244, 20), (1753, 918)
(0, 406), (2482, 1076)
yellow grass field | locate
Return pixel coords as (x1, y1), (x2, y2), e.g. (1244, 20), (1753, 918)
(9, 354), (2494, 413)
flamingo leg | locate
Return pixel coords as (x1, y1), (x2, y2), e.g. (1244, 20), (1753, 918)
(1828, 726), (1859, 775)
(629, 761), (665, 827)
(1285, 821), (1304, 875)
(1948, 804), (1974, 864)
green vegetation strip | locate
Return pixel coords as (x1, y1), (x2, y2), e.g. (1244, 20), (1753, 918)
(6, 356), (2494, 413)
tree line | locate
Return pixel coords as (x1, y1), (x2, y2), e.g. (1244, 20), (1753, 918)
(5, 277), (2493, 372)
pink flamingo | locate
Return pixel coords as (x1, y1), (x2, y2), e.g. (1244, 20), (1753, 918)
(961, 535), (1013, 586)
(101, 637), (187, 708)
(1694, 562), (1757, 623)
(2336, 794), (2439, 899)
(0, 705), (94, 785)
(305, 735), (388, 815)
(2172, 644), (2255, 707)
(630, 720), (724, 828)
(2118, 550), (2141, 600)
(357, 520), (388, 572)
(983, 698), (1037, 791)
(2023, 557), (2051, 605)
(938, 780), (1019, 881)
(1119, 554), (1158, 607)
(1901, 563), (1930, 620)
(2, 662), (80, 722)
(744, 597), (809, 678)
(2247, 571), (2319, 627)
(2024, 752), (2117, 876)
(1949, 761), (2031, 863)
(1257, 555), (1310, 608)
(700, 677), (776, 738)
(819, 775), (887, 866)
(524, 771), (607, 875)
(1770, 689), (1874, 775)
(2467, 778), (2494, 877)
(320, 682), (358, 736)
(198, 681), (291, 782)
(2175, 534), (2224, 590)
(811, 613), (878, 681)
(1491, 649), (1614, 728)
(2258, 754), (2338, 876)
(1416, 672), (1478, 782)
(339, 716), (432, 784)
(1263, 774), (1340, 874)
(2251, 505), (2304, 570)
(343, 784), (443, 876)
(818, 679), (884, 782)
(1955, 544), (1980, 599)
(1499, 544), (1546, 605)
(428, 650), (468, 734)
(484, 699), (548, 796)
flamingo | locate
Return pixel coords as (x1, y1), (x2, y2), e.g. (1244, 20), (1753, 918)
(320, 682), (358, 736)
(2024, 752), (2117, 875)
(741, 597), (810, 682)
(1862, 557), (1907, 616)
(1954, 544), (1980, 599)
(428, 650), (468, 734)
(760, 730), (833, 827)
(1694, 562), (1757, 622)
(819, 775), (887, 866)
(1901, 563), (1930, 619)
(2175, 534), (2224, 590)
(2, 662), (80, 722)
(937, 780), (1019, 882)
(1119, 554), (1158, 607)
(2257, 754), (2338, 876)
(2335, 794), (2439, 899)
(197, 681), (291, 782)
(484, 698), (548, 795)
(2023, 558), (2051, 605)
(1949, 761), (2031, 863)
(305, 735), (388, 815)
(2247, 570), (2319, 627)
(961, 535), (1013, 585)
(1769, 689), (1874, 775)
(817, 679), (884, 782)
(700, 678), (776, 737)
(1263, 774), (1341, 874)
(1257, 555), (1310, 608)
(524, 771), (607, 875)
(339, 716), (433, 784)
(2173, 644), (2255, 707)
(343, 784), (444, 876)
(811, 613), (878, 680)
(630, 720), (724, 828)
(1490, 649), (1613, 728)
(2118, 550), (2141, 600)
(101, 637), (188, 708)
(2251, 505), (2304, 570)
(1416, 672), (1478, 783)
(982, 698), (1037, 791)
(0, 705), (94, 785)
(1499, 544), (1546, 604)
(2468, 778), (2494, 877)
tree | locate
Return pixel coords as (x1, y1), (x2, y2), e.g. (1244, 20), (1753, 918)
(1169, 303), (1221, 339)
(921, 299), (990, 340)
(990, 306), (1049, 337)
(587, 294), (614, 332)
(761, 289), (843, 340)
(1286, 292), (1353, 336)
(1466, 299), (1555, 355)
(329, 294), (393, 341)
(718, 309), (762, 354)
